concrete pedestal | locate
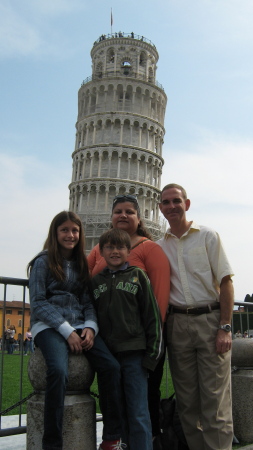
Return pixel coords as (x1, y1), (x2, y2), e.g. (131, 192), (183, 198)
(27, 348), (96, 450)
(232, 339), (253, 443)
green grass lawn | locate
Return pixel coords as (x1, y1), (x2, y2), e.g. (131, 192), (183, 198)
(0, 353), (249, 448)
(0, 353), (33, 415)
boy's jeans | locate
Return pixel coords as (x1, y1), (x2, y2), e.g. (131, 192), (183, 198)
(115, 350), (153, 450)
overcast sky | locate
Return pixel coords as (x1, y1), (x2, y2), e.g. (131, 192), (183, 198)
(0, 0), (252, 303)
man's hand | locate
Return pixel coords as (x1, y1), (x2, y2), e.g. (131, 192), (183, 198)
(67, 331), (83, 354)
(80, 328), (95, 351)
(216, 275), (233, 354)
(216, 329), (232, 354)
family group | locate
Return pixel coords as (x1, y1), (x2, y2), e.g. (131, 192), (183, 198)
(28, 183), (234, 450)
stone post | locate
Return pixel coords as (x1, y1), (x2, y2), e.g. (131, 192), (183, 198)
(232, 338), (253, 443)
(27, 348), (96, 450)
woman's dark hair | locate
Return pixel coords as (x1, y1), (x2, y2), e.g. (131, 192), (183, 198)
(28, 211), (90, 283)
(112, 196), (153, 240)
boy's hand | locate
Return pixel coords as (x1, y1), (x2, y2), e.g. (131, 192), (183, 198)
(80, 328), (95, 351)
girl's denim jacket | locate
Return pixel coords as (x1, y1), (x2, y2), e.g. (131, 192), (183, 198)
(29, 252), (98, 340)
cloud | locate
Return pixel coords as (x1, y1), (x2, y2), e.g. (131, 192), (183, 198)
(29, 0), (87, 15)
(0, 152), (70, 280)
(0, 3), (43, 57)
(162, 131), (253, 206)
(161, 132), (253, 301)
(0, 0), (87, 59)
(164, 0), (253, 51)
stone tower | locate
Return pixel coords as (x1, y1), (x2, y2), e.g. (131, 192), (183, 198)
(69, 32), (167, 252)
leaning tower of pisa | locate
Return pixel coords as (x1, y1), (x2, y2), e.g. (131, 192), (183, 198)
(69, 32), (167, 252)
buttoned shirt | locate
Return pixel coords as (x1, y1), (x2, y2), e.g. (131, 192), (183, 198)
(157, 222), (234, 308)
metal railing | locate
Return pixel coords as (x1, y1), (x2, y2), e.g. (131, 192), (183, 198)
(92, 32), (157, 49)
(1, 275), (253, 437)
(0, 276), (29, 436)
(81, 71), (164, 91)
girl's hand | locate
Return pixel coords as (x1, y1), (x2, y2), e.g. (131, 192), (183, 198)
(67, 331), (83, 354)
(80, 328), (95, 351)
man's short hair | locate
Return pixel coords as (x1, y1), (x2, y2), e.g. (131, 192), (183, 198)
(160, 183), (188, 200)
(99, 229), (131, 252)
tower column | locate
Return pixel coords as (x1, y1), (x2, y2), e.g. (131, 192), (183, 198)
(117, 154), (121, 178)
(89, 155), (94, 178)
(120, 122), (124, 145)
(98, 153), (102, 177)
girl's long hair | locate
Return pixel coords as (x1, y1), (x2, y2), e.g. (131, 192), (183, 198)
(43, 211), (90, 283)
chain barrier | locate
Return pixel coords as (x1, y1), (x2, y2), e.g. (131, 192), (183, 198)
(0, 391), (37, 416)
(90, 390), (99, 399)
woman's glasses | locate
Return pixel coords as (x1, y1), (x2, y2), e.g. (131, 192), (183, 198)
(112, 194), (138, 205)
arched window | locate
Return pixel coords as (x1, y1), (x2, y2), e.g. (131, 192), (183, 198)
(121, 60), (132, 76)
(107, 48), (115, 63)
(139, 51), (146, 67)
(96, 62), (103, 79)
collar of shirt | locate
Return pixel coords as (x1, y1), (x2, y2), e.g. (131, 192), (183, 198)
(104, 262), (129, 274)
(164, 221), (200, 240)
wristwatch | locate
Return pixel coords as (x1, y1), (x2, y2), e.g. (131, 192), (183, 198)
(219, 324), (231, 332)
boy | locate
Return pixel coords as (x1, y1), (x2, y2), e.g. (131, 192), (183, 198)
(92, 229), (162, 450)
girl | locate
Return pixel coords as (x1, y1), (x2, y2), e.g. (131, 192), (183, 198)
(28, 211), (125, 450)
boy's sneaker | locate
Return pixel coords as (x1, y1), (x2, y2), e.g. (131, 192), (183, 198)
(99, 439), (127, 449)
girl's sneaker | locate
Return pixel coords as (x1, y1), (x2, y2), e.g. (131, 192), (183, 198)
(99, 439), (127, 449)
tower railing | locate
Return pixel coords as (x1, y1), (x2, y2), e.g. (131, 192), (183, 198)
(81, 72), (164, 91)
(93, 32), (157, 48)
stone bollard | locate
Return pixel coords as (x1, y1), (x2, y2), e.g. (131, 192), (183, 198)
(232, 338), (253, 443)
(27, 347), (96, 450)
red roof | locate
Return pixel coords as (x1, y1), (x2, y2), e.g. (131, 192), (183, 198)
(0, 300), (30, 309)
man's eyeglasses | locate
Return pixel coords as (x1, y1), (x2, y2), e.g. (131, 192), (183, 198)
(112, 194), (138, 204)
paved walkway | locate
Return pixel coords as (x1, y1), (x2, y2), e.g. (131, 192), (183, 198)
(1, 415), (253, 449)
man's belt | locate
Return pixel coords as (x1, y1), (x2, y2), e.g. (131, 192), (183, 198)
(168, 303), (220, 315)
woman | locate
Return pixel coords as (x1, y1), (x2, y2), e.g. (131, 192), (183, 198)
(88, 194), (170, 448)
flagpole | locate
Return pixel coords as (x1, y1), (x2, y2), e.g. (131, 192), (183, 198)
(111, 8), (113, 35)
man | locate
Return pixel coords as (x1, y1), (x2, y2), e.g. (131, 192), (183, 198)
(157, 183), (234, 450)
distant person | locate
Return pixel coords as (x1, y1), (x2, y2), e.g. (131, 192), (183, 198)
(24, 327), (34, 355)
(234, 330), (242, 339)
(28, 211), (126, 450)
(243, 331), (249, 338)
(6, 325), (16, 354)
(157, 183), (234, 450)
(92, 228), (162, 450)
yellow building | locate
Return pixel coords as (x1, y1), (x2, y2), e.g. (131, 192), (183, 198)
(0, 300), (31, 341)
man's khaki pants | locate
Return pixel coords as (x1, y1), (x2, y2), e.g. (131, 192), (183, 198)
(167, 309), (233, 450)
